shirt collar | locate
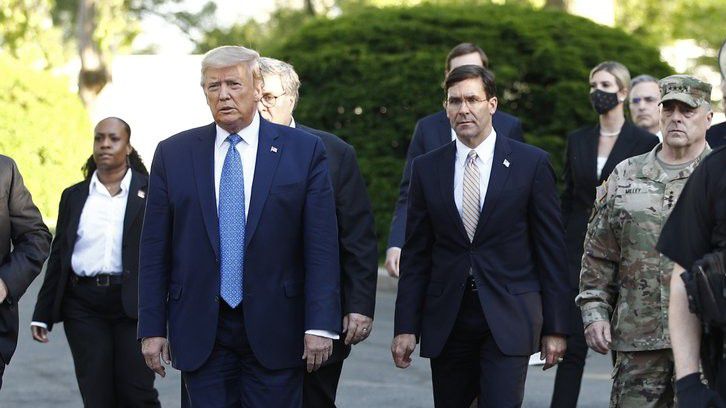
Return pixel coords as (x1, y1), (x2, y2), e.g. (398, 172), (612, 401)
(214, 112), (261, 150)
(89, 168), (132, 197)
(455, 128), (497, 163)
(289, 117), (296, 128)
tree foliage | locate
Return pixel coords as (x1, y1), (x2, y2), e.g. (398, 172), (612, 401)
(271, 4), (672, 256)
(0, 55), (90, 223)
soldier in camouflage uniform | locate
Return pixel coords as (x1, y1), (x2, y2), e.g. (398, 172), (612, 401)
(576, 75), (714, 407)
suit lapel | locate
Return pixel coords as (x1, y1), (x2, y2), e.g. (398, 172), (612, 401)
(600, 122), (637, 183)
(65, 181), (90, 249)
(122, 170), (146, 243)
(437, 142), (468, 239)
(191, 123), (220, 259)
(436, 110), (453, 146)
(583, 125), (599, 182)
(245, 119), (282, 248)
(473, 134), (512, 241)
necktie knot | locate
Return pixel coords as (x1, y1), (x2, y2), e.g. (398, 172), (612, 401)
(227, 134), (242, 148)
(467, 150), (478, 163)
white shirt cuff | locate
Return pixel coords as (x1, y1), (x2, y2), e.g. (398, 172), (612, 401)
(305, 329), (339, 340)
(31, 321), (48, 330)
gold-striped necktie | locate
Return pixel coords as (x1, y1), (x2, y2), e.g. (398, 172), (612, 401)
(462, 150), (480, 242)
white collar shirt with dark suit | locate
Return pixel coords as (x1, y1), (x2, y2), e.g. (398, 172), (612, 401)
(453, 129), (496, 216)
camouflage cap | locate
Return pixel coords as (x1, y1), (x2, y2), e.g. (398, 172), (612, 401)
(659, 75), (712, 108)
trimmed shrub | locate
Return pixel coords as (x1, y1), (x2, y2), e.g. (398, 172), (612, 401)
(0, 55), (90, 224)
(272, 4), (673, 258)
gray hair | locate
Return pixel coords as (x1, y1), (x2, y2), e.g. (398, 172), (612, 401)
(259, 57), (301, 104)
(630, 74), (659, 89)
(200, 45), (261, 86)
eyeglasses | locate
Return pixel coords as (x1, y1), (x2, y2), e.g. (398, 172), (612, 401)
(444, 96), (489, 111)
(629, 96), (659, 105)
(260, 92), (287, 108)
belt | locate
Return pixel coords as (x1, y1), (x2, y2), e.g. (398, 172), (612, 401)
(70, 273), (124, 287)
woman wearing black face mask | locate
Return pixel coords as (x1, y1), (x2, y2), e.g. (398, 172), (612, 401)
(550, 61), (658, 408)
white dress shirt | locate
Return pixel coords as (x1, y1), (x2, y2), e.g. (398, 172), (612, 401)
(655, 130), (663, 143)
(32, 170), (132, 330)
(71, 169), (132, 277)
(214, 113), (337, 340)
(454, 129), (497, 217)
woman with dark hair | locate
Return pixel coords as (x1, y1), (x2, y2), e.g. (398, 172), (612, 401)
(31, 117), (160, 407)
(550, 61), (659, 408)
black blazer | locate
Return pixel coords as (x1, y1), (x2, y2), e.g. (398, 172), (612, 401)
(0, 155), (51, 363)
(298, 124), (378, 363)
(706, 121), (726, 148)
(388, 109), (525, 248)
(394, 136), (570, 358)
(32, 170), (148, 330)
(561, 122), (658, 288)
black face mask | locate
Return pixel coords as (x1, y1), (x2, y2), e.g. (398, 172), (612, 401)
(589, 89), (620, 114)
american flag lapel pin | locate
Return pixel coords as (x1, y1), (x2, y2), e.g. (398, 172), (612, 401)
(137, 190), (146, 198)
(270, 146), (278, 153)
(503, 159), (510, 168)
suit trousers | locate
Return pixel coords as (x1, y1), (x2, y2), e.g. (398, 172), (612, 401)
(0, 359), (4, 390)
(430, 282), (529, 408)
(182, 302), (303, 408)
(550, 291), (588, 408)
(303, 357), (344, 408)
(62, 281), (159, 408)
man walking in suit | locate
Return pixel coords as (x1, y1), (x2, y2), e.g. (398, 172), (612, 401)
(385, 42), (524, 278)
(0, 154), (51, 389)
(391, 65), (570, 407)
(139, 45), (341, 407)
(257, 56), (378, 407)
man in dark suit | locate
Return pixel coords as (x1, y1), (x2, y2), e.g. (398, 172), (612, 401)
(706, 46), (726, 148)
(391, 65), (570, 407)
(0, 155), (51, 389)
(139, 45), (341, 407)
(257, 56), (378, 407)
(385, 42), (525, 278)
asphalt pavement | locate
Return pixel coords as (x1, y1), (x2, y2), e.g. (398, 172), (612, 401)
(0, 273), (612, 407)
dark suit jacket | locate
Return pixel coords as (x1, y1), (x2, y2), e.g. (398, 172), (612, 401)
(297, 124), (378, 364)
(32, 170), (148, 330)
(394, 136), (570, 358)
(706, 121), (726, 148)
(388, 109), (524, 248)
(138, 119), (341, 372)
(0, 155), (51, 364)
(561, 122), (658, 288)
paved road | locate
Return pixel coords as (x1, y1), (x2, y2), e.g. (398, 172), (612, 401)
(1, 274), (612, 406)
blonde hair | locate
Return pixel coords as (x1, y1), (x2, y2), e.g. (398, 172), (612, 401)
(200, 45), (261, 86)
(590, 61), (631, 93)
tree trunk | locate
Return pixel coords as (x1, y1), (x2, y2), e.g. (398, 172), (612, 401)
(545, 0), (568, 10)
(77, 0), (109, 107)
(304, 0), (316, 16)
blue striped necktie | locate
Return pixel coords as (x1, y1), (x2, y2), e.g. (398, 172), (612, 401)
(219, 134), (245, 308)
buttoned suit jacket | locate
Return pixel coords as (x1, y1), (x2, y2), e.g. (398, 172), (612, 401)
(388, 110), (524, 248)
(32, 170), (148, 330)
(297, 124), (378, 364)
(394, 135), (570, 358)
(0, 155), (51, 364)
(138, 119), (341, 372)
(561, 122), (658, 288)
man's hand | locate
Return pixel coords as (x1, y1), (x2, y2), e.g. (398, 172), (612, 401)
(141, 337), (170, 377)
(302, 334), (332, 373)
(343, 313), (373, 345)
(675, 372), (726, 408)
(31, 326), (49, 343)
(540, 335), (567, 370)
(0, 278), (7, 304)
(385, 247), (401, 278)
(391, 334), (416, 369)
(584, 320), (612, 354)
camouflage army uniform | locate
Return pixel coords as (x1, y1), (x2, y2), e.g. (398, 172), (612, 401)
(576, 143), (711, 407)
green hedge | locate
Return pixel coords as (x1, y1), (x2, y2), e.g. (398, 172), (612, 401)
(272, 4), (673, 258)
(0, 55), (90, 224)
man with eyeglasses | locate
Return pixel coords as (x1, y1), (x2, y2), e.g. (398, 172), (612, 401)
(257, 57), (378, 408)
(629, 75), (663, 141)
(391, 64), (570, 407)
